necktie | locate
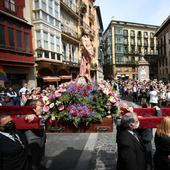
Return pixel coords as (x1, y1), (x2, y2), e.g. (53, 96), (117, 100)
(133, 132), (139, 142)
(11, 133), (25, 148)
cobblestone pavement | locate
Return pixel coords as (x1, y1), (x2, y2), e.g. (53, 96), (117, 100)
(90, 126), (117, 170)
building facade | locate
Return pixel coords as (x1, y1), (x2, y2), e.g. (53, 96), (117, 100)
(103, 17), (158, 80)
(31, 0), (100, 85)
(0, 0), (35, 89)
(31, 0), (62, 85)
(155, 15), (170, 81)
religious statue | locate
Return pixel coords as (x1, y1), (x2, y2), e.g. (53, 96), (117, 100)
(78, 31), (94, 82)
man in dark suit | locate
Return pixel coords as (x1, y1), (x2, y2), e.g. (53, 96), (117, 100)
(116, 112), (146, 170)
(0, 114), (31, 170)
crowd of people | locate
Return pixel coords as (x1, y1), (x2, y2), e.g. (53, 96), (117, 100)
(0, 79), (170, 170)
(117, 79), (170, 108)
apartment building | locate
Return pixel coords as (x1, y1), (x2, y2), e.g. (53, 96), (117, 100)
(0, 0), (35, 89)
(31, 0), (62, 85)
(155, 15), (170, 81)
(60, 0), (80, 79)
(103, 17), (158, 80)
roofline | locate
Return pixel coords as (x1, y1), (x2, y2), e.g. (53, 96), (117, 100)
(95, 6), (104, 31)
(112, 19), (159, 29)
(155, 15), (170, 36)
(104, 18), (159, 34)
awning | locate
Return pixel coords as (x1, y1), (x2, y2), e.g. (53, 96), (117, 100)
(43, 76), (61, 82)
(59, 75), (72, 80)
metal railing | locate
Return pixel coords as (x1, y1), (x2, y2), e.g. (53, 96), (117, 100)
(61, 0), (77, 14)
(61, 24), (79, 39)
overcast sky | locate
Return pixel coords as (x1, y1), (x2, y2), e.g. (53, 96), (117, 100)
(95, 0), (170, 30)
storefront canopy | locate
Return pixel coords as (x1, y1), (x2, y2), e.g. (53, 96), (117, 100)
(43, 76), (61, 82)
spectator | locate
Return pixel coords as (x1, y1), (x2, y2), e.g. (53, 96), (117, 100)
(149, 86), (158, 107)
(116, 112), (146, 170)
(0, 114), (31, 170)
(154, 116), (170, 170)
(1, 96), (13, 106)
(6, 87), (20, 106)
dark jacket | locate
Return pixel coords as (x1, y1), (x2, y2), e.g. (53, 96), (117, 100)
(0, 131), (31, 170)
(154, 133), (170, 170)
(116, 129), (146, 170)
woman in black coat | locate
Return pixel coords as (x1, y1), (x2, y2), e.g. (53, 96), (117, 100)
(154, 116), (170, 170)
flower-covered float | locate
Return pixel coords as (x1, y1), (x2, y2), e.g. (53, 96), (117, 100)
(42, 80), (119, 132)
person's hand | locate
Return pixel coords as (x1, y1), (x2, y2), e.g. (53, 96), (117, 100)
(168, 155), (170, 160)
(25, 114), (36, 122)
(33, 106), (42, 116)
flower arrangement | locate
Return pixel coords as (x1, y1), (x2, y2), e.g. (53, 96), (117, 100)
(43, 80), (119, 128)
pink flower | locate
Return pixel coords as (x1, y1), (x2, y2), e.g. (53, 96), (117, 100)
(67, 106), (72, 111)
(86, 85), (91, 91)
(58, 105), (64, 111)
(55, 91), (61, 97)
(43, 105), (49, 112)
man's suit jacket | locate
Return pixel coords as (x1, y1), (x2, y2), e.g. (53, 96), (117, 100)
(116, 129), (146, 170)
(0, 131), (31, 170)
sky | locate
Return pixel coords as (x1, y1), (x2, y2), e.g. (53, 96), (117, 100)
(95, 0), (170, 30)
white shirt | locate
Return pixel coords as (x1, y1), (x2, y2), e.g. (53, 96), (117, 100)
(19, 87), (28, 95)
(149, 90), (158, 104)
(0, 131), (17, 141)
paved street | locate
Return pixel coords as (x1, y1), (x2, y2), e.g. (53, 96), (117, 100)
(45, 127), (117, 170)
(44, 100), (141, 170)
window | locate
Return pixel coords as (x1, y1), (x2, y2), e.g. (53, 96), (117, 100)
(44, 50), (49, 58)
(55, 19), (59, 28)
(51, 52), (55, 59)
(115, 27), (123, 35)
(144, 39), (148, 46)
(130, 30), (135, 37)
(34, 0), (39, 9)
(5, 0), (16, 12)
(124, 38), (128, 45)
(49, 16), (54, 25)
(34, 11), (40, 20)
(42, 12), (47, 21)
(43, 31), (48, 49)
(42, 0), (46, 11)
(150, 32), (154, 39)
(36, 30), (41, 47)
(144, 32), (148, 38)
(17, 31), (22, 52)
(50, 34), (54, 51)
(56, 37), (60, 52)
(123, 30), (128, 36)
(55, 2), (59, 19)
(130, 38), (135, 45)
(8, 27), (15, 48)
(49, 0), (53, 14)
(137, 31), (142, 37)
(0, 25), (5, 48)
(24, 33), (30, 53)
(116, 45), (123, 53)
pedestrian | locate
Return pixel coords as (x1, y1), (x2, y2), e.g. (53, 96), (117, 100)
(153, 116), (170, 170)
(116, 112), (146, 170)
(0, 113), (31, 170)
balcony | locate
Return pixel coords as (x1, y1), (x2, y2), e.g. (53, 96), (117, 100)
(80, 20), (95, 38)
(62, 59), (79, 67)
(36, 48), (62, 63)
(61, 24), (79, 41)
(60, 0), (79, 18)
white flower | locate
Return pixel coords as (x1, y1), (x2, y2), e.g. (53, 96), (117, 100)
(49, 103), (54, 108)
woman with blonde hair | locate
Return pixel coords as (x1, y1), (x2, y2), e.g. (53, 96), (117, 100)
(154, 116), (170, 170)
